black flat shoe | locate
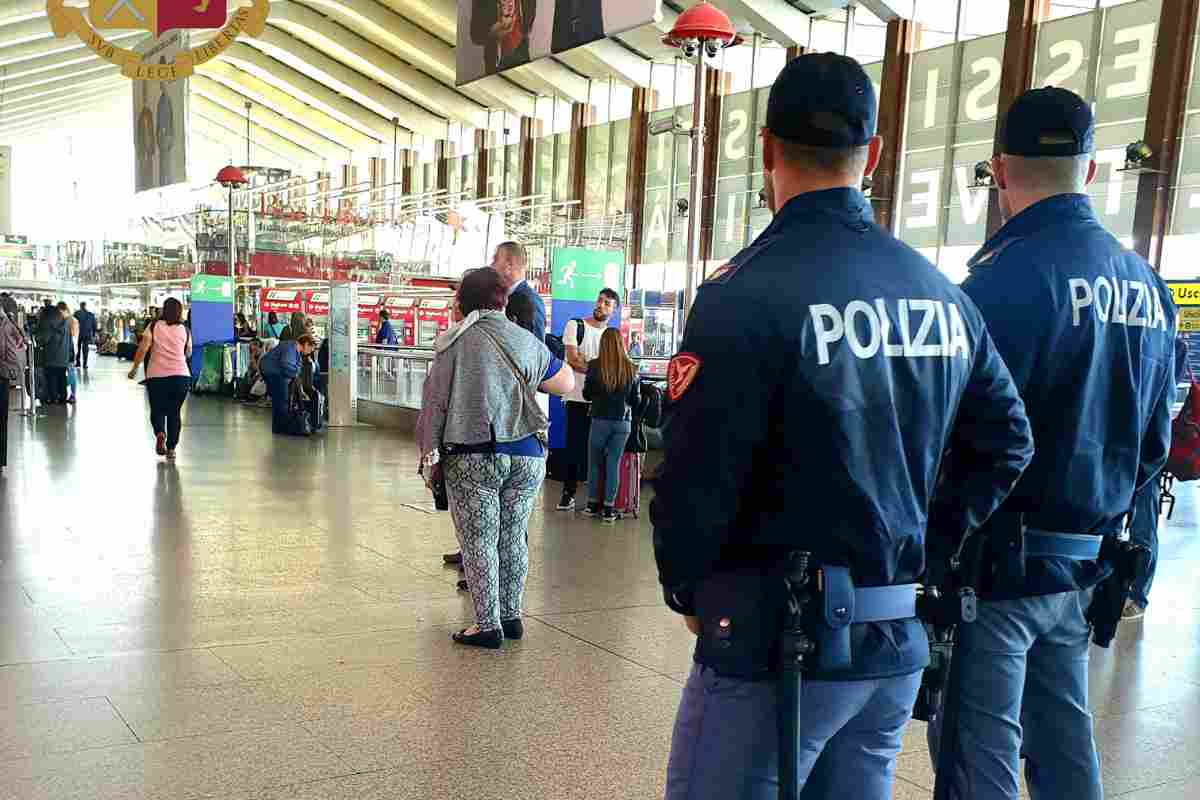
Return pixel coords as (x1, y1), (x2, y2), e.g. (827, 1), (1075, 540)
(443, 551), (463, 565)
(501, 619), (524, 640)
(452, 628), (502, 649)
(457, 579), (469, 592)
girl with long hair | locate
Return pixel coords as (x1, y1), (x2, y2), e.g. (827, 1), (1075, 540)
(128, 297), (192, 460)
(581, 328), (640, 523)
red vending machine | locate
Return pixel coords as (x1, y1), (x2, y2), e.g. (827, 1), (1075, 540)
(359, 295), (382, 341)
(416, 298), (452, 347)
(383, 296), (417, 346)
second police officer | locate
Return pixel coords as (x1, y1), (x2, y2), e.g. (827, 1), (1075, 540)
(650, 53), (1035, 800)
(926, 88), (1177, 799)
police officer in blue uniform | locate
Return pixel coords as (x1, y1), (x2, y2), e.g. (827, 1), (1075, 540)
(927, 87), (1177, 800)
(651, 53), (1035, 800)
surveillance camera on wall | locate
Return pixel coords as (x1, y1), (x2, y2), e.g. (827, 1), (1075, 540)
(676, 198), (689, 218)
(649, 117), (680, 137)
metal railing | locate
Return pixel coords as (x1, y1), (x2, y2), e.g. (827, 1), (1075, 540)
(357, 345), (435, 409)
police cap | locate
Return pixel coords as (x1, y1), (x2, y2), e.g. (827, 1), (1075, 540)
(1000, 87), (1094, 157)
(765, 53), (877, 148)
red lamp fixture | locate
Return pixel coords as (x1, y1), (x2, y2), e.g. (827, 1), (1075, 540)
(663, 2), (743, 50)
(215, 165), (248, 188)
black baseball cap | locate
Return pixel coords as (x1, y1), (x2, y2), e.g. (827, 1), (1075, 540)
(1000, 87), (1094, 157)
(766, 53), (877, 148)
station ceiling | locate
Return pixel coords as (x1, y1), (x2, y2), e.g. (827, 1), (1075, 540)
(0, 1), (906, 162)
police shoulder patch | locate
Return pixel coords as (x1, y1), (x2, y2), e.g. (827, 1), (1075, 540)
(968, 236), (1025, 269)
(667, 353), (702, 402)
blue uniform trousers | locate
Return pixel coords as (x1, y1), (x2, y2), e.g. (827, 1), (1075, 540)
(666, 663), (921, 800)
(1129, 482), (1160, 608)
(928, 591), (1101, 800)
(264, 374), (289, 433)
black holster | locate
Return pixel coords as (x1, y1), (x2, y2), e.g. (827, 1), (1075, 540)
(1086, 535), (1151, 648)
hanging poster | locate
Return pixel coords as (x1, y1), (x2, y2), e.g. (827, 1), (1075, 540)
(133, 31), (189, 192)
(456, 1), (658, 85)
(0, 146), (11, 236)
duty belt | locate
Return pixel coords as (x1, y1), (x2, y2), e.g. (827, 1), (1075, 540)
(1024, 529), (1103, 561)
(849, 583), (920, 622)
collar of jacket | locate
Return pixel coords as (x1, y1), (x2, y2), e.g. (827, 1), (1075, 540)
(766, 187), (874, 234)
(434, 309), (507, 353)
(971, 193), (1095, 268)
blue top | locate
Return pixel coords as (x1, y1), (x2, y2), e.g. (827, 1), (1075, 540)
(259, 340), (301, 379)
(953, 194), (1177, 599)
(650, 188), (1033, 681)
(448, 354), (563, 457)
(376, 320), (398, 345)
(74, 309), (97, 340)
(510, 279), (547, 342)
(266, 322), (287, 339)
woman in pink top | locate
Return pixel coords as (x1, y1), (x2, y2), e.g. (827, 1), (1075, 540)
(127, 298), (192, 459)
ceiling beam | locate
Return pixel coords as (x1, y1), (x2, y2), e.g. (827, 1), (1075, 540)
(0, 37), (137, 81)
(191, 75), (348, 162)
(199, 59), (381, 152)
(0, 77), (125, 118)
(249, 27), (453, 137)
(192, 114), (307, 170)
(0, 86), (126, 130)
(298, 0), (579, 108)
(268, 1), (493, 124)
(0, 65), (121, 106)
(719, 0), (812, 47)
(192, 97), (324, 167)
(0, 55), (116, 94)
(218, 41), (406, 146)
(0, 17), (53, 51)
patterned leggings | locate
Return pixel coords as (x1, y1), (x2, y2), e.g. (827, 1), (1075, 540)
(444, 453), (546, 632)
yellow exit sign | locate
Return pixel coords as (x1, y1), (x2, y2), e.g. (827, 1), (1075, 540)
(1168, 282), (1200, 306)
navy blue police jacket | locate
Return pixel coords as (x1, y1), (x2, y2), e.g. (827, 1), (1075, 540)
(651, 188), (1034, 681)
(952, 194), (1176, 600)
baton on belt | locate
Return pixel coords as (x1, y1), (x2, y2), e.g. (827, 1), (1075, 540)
(778, 552), (815, 800)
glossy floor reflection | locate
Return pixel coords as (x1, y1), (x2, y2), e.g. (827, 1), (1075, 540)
(2, 359), (1199, 798)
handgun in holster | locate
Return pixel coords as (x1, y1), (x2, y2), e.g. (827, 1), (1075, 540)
(1086, 533), (1151, 648)
(915, 511), (1017, 800)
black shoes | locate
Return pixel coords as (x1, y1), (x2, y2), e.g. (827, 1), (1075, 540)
(501, 618), (524, 640)
(556, 490), (576, 511)
(451, 628), (503, 649)
(601, 507), (619, 524)
(457, 579), (469, 592)
(443, 552), (463, 565)
(582, 502), (601, 518)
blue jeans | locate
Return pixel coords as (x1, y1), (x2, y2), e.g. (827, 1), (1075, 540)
(1129, 480), (1160, 607)
(928, 590), (1101, 800)
(587, 418), (630, 506)
(666, 664), (921, 800)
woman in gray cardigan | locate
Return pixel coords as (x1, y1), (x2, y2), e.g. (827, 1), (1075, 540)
(418, 268), (574, 649)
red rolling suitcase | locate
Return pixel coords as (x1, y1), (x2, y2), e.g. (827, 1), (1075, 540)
(613, 452), (643, 519)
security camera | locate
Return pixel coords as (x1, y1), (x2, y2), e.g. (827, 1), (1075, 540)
(649, 117), (678, 137)
(704, 40), (720, 59)
(676, 198), (689, 218)
(680, 38), (699, 58)
(756, 189), (768, 209)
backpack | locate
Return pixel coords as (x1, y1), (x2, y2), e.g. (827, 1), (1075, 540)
(544, 318), (585, 360)
(638, 380), (665, 429)
(1167, 380), (1200, 481)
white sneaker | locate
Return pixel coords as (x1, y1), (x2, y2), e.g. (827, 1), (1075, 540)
(1121, 599), (1145, 621)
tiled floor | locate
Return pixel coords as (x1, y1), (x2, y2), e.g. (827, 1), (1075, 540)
(2, 359), (1199, 798)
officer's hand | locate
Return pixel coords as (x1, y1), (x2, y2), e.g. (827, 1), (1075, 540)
(684, 615), (701, 636)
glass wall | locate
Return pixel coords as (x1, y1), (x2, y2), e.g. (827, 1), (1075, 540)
(1161, 6), (1200, 277)
(484, 111), (521, 199)
(531, 95), (572, 208)
(1033, 0), (1161, 246)
(898, 32), (1005, 281)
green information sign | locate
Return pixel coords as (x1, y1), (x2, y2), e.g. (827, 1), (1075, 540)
(550, 248), (625, 302)
(190, 274), (233, 304)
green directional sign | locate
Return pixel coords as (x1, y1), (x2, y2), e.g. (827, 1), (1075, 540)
(190, 273), (233, 304)
(550, 248), (625, 302)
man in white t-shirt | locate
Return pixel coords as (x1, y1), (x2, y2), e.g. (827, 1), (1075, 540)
(556, 288), (619, 510)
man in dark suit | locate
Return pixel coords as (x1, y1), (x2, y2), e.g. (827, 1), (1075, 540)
(552, 0), (604, 55)
(470, 0), (538, 75)
(73, 301), (98, 370)
(492, 241), (545, 341)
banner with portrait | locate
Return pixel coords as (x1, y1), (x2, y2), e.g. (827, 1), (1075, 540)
(456, 0), (657, 85)
(132, 31), (189, 192)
